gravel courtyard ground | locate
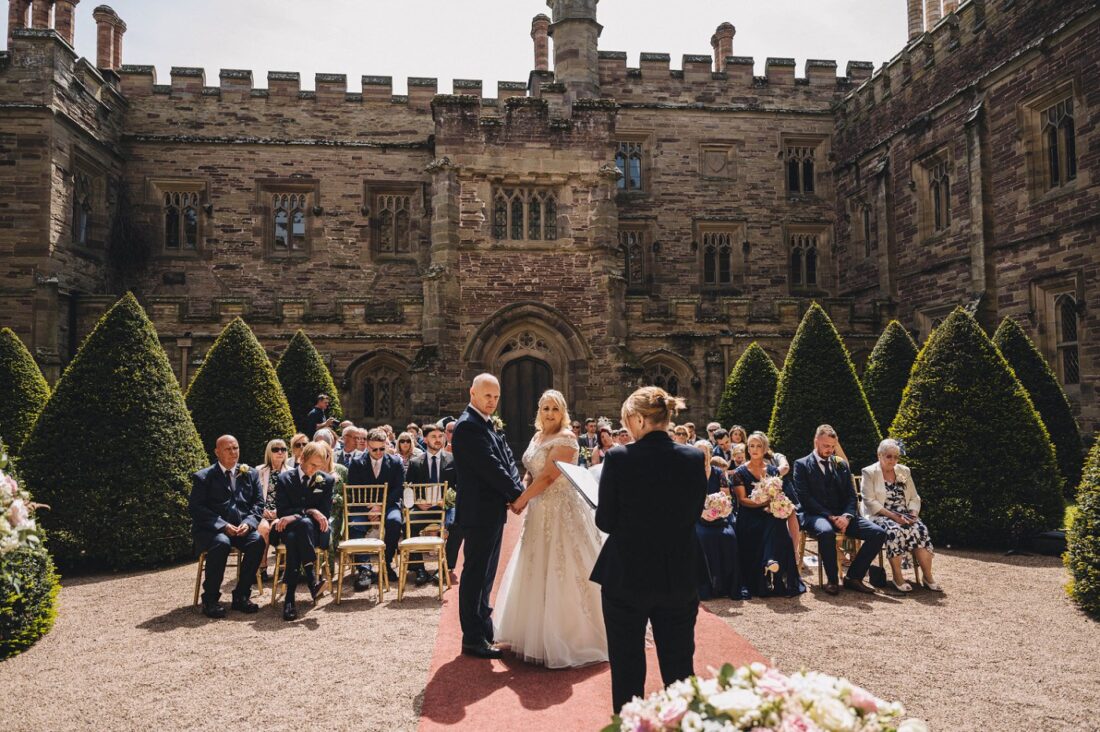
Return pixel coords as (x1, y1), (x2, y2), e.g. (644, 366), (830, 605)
(1, 548), (1096, 731)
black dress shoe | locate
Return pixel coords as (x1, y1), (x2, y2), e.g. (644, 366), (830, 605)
(231, 595), (259, 613)
(201, 602), (227, 619)
(415, 568), (430, 587)
(822, 583), (840, 596)
(461, 641), (503, 659)
(308, 579), (325, 601)
(843, 577), (877, 594)
(386, 567), (399, 583)
(354, 567), (373, 592)
(282, 601), (298, 621)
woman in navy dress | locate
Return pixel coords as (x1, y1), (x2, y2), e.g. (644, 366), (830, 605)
(731, 432), (804, 598)
(693, 441), (743, 600)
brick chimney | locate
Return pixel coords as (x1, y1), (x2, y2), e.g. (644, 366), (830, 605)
(93, 5), (116, 69)
(53, 0), (78, 46)
(925, 0), (942, 29)
(531, 14), (550, 71)
(712, 22), (735, 73)
(546, 0), (602, 102)
(943, 0), (959, 13)
(7, 0), (30, 46)
(111, 15), (125, 68)
(30, 0), (50, 29)
(907, 0), (924, 39)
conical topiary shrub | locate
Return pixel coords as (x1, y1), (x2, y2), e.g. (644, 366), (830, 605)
(0, 328), (51, 455)
(276, 329), (343, 435)
(861, 321), (918, 435)
(1066, 436), (1100, 618)
(769, 303), (882, 469)
(891, 308), (1064, 547)
(186, 318), (294, 466)
(19, 293), (207, 570)
(715, 343), (778, 435)
(993, 316), (1084, 500)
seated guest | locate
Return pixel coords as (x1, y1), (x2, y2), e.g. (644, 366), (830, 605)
(395, 430), (423, 469)
(862, 439), (941, 592)
(406, 424), (459, 585)
(347, 428), (406, 584)
(615, 428), (632, 446)
(683, 422), (697, 444)
(793, 424), (886, 596)
(590, 425), (616, 465)
(712, 429), (733, 462)
(693, 440), (742, 600)
(313, 427), (337, 447)
(444, 419), (457, 453)
(257, 438), (291, 577)
(287, 433), (308, 469)
(189, 434), (264, 618)
(274, 441), (334, 621)
(335, 426), (359, 467)
(730, 432), (804, 598)
(729, 425), (748, 450)
(407, 422), (426, 451)
(730, 443), (747, 467)
(672, 425), (691, 445)
(306, 393), (337, 436)
(705, 421), (721, 447)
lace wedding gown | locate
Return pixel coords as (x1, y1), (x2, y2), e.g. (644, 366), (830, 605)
(494, 432), (609, 668)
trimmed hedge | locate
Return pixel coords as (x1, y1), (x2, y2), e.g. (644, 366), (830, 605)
(715, 342), (778, 435)
(861, 321), (918, 435)
(0, 543), (59, 660)
(769, 303), (882, 469)
(993, 316), (1084, 500)
(0, 328), (51, 455)
(186, 318), (294, 467)
(276, 329), (343, 435)
(1066, 437), (1100, 618)
(890, 308), (1063, 547)
(19, 293), (207, 571)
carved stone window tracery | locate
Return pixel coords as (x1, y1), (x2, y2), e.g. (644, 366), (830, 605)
(492, 187), (558, 241)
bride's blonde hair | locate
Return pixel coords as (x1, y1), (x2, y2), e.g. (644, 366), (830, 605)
(534, 389), (571, 434)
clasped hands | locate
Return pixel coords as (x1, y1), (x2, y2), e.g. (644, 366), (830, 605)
(507, 496), (529, 516)
(223, 522), (252, 537)
(274, 509), (329, 534)
(828, 514), (851, 533)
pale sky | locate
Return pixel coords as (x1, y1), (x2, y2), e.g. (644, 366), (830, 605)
(28, 1), (907, 94)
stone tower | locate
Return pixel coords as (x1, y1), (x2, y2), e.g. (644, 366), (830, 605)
(546, 0), (601, 102)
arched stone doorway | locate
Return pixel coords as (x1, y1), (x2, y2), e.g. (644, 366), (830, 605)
(500, 356), (553, 457)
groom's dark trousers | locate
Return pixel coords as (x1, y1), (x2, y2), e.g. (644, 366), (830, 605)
(591, 431), (708, 712)
(452, 405), (524, 648)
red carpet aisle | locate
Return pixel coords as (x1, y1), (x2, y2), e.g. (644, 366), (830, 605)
(418, 512), (765, 730)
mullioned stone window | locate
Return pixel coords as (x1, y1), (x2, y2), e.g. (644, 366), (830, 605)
(616, 141), (644, 191)
(694, 222), (747, 294)
(147, 179), (208, 256)
(71, 172), (93, 248)
(619, 226), (650, 293)
(255, 178), (320, 260)
(491, 187), (558, 241)
(789, 232), (819, 289)
(911, 149), (952, 241)
(1042, 97), (1076, 190)
(1018, 82), (1082, 200)
(1055, 293), (1080, 385)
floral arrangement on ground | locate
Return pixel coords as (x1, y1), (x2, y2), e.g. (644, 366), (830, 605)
(604, 662), (928, 732)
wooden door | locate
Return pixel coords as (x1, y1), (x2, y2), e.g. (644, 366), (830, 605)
(500, 357), (553, 460)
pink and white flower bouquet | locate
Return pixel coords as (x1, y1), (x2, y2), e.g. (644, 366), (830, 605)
(605, 662), (928, 732)
(702, 492), (733, 522)
(750, 475), (796, 520)
(0, 452), (41, 557)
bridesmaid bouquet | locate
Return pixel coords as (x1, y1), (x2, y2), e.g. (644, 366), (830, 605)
(750, 475), (795, 520)
(605, 661), (927, 732)
(701, 492), (733, 522)
(0, 452), (42, 561)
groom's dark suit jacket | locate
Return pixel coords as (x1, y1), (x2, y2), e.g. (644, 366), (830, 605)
(452, 406), (523, 528)
(189, 463), (263, 546)
(590, 431), (707, 597)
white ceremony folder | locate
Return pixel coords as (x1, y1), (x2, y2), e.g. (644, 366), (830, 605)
(556, 460), (600, 509)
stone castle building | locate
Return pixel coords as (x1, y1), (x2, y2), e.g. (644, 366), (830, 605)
(0, 0), (1095, 451)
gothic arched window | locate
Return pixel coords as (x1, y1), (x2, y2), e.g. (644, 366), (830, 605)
(1056, 294), (1080, 385)
(491, 188), (559, 242)
(1043, 97), (1076, 189)
(72, 173), (92, 247)
(616, 141), (644, 191)
(645, 362), (681, 396)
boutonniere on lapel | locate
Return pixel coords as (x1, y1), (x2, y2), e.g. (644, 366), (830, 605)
(490, 415), (505, 433)
(311, 473), (325, 493)
(238, 464), (251, 475)
(830, 455), (847, 470)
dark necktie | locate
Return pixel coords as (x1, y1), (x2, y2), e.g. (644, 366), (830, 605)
(430, 455), (438, 484)
(224, 469), (233, 487)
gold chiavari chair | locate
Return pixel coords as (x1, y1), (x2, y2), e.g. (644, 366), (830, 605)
(335, 484), (388, 604)
(798, 474), (864, 587)
(397, 482), (450, 600)
(270, 543), (333, 606)
(192, 547), (263, 607)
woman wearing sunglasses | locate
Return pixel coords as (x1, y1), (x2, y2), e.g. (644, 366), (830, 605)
(395, 430), (423, 470)
(287, 433), (308, 469)
(257, 438), (292, 578)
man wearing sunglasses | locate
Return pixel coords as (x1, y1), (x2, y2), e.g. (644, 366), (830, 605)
(347, 427), (407, 586)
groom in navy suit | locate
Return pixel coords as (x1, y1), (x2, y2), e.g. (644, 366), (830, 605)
(453, 373), (525, 659)
(793, 424), (885, 595)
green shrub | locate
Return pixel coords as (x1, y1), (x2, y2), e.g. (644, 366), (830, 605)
(715, 342), (778, 434)
(276, 330), (343, 435)
(1066, 437), (1100, 617)
(19, 293), (207, 571)
(186, 318), (294, 467)
(769, 303), (882, 469)
(0, 543), (59, 660)
(0, 328), (51, 455)
(890, 308), (1063, 547)
(993, 316), (1084, 499)
(861, 321), (918, 434)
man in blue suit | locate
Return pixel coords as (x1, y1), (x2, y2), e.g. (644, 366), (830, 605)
(189, 434), (265, 618)
(347, 427), (406, 586)
(453, 373), (525, 659)
(275, 441), (335, 620)
(792, 424), (885, 595)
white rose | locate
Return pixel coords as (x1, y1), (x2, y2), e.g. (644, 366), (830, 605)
(897, 720), (930, 732)
(809, 696), (856, 731)
(696, 678), (721, 698)
(708, 688), (761, 719)
(680, 711), (704, 731)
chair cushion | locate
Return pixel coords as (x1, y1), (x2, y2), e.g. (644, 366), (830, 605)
(399, 536), (444, 549)
(340, 538), (385, 551)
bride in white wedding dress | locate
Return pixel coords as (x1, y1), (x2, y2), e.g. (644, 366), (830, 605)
(493, 389), (608, 668)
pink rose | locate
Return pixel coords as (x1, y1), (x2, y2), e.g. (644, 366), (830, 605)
(755, 668), (793, 697)
(848, 687), (881, 715)
(657, 697), (689, 727)
(8, 499), (29, 528)
(778, 712), (818, 732)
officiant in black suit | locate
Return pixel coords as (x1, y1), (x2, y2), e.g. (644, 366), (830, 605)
(793, 424), (886, 595)
(453, 373), (525, 660)
(591, 387), (707, 713)
(189, 434), (265, 618)
(406, 423), (460, 583)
